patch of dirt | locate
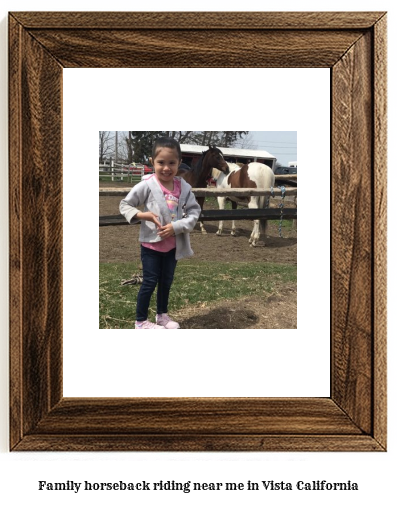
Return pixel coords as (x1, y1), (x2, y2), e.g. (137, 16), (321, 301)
(172, 284), (297, 329)
(100, 191), (297, 329)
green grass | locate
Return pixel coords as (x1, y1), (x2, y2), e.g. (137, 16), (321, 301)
(270, 219), (294, 232)
(99, 261), (296, 329)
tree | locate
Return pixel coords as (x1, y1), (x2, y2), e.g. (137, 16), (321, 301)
(99, 131), (114, 163)
(220, 131), (249, 147)
(233, 132), (256, 149)
(198, 131), (249, 147)
(124, 131), (165, 163)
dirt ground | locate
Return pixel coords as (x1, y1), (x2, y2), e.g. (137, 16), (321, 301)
(99, 184), (297, 329)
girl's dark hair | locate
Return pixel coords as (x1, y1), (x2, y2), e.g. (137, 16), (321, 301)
(152, 137), (182, 160)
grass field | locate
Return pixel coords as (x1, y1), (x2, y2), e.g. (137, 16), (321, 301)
(99, 261), (296, 329)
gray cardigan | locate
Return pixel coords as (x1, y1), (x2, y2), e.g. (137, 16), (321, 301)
(119, 176), (201, 260)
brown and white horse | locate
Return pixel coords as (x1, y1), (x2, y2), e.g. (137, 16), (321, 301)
(177, 146), (229, 233)
(215, 162), (275, 246)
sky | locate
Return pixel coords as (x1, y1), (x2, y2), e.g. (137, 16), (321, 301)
(248, 131), (297, 166)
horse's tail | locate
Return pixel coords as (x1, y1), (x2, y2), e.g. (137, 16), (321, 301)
(259, 194), (268, 235)
(259, 168), (275, 235)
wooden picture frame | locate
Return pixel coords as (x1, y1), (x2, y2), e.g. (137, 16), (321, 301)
(9, 11), (387, 451)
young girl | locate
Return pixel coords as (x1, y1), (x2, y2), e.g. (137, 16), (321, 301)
(120, 137), (201, 329)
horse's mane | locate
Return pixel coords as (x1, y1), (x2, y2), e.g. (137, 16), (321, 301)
(193, 146), (220, 177)
(193, 152), (205, 177)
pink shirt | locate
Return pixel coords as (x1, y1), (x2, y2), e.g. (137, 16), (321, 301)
(142, 177), (181, 252)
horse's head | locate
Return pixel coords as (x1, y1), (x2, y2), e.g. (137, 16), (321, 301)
(204, 146), (229, 174)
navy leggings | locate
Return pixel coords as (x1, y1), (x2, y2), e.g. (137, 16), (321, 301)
(136, 245), (177, 322)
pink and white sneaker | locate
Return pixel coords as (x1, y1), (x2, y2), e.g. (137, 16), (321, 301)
(156, 313), (180, 329)
(135, 320), (165, 329)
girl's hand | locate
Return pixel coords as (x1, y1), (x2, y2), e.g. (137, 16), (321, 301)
(157, 223), (175, 239)
(136, 212), (162, 228)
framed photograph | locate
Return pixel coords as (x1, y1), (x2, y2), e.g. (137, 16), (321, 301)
(9, 11), (387, 451)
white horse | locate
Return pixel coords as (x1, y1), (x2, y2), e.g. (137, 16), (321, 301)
(214, 162), (275, 247)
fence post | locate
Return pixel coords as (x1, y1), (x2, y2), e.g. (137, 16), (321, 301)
(293, 196), (297, 230)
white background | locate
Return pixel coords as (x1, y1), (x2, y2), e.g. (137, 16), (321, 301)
(1, 1), (395, 506)
(63, 68), (329, 398)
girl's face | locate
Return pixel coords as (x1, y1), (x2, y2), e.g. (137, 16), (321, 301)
(152, 147), (181, 185)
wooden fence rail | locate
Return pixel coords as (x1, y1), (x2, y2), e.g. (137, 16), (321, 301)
(100, 187), (297, 198)
(100, 208), (297, 227)
(100, 186), (297, 226)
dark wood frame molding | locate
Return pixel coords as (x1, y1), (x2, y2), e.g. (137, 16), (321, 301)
(9, 11), (387, 451)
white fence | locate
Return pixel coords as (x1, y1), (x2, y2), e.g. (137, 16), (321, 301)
(99, 162), (153, 182)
